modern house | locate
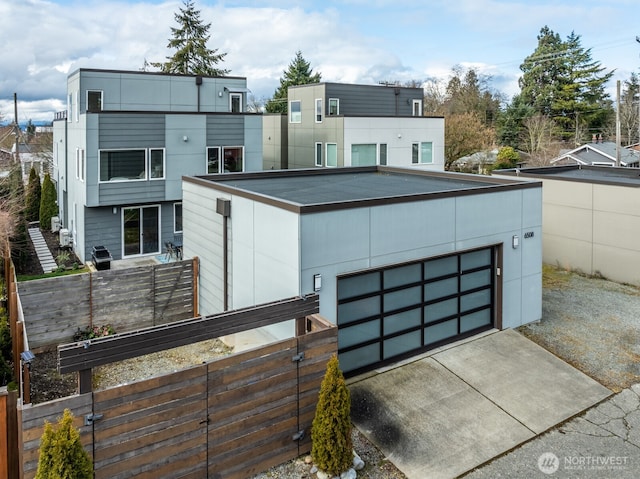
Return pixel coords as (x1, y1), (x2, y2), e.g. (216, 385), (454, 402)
(182, 166), (542, 375)
(495, 165), (640, 286)
(551, 140), (640, 167)
(263, 83), (445, 171)
(52, 68), (262, 263)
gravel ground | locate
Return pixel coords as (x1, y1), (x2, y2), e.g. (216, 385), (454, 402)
(518, 265), (640, 392)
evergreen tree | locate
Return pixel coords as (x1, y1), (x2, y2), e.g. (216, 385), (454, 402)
(620, 72), (640, 145)
(311, 354), (352, 476)
(265, 51), (321, 114)
(152, 0), (229, 76)
(39, 173), (58, 233)
(35, 409), (93, 479)
(519, 26), (614, 144)
(25, 167), (41, 223)
(496, 95), (535, 149)
(443, 66), (503, 127)
(8, 164), (28, 270)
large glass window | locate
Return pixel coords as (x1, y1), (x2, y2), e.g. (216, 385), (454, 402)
(207, 146), (244, 173)
(99, 150), (146, 182)
(87, 90), (103, 111)
(290, 100), (301, 123)
(315, 98), (323, 122)
(351, 144), (377, 166)
(326, 143), (337, 167)
(329, 98), (339, 116)
(412, 142), (433, 164)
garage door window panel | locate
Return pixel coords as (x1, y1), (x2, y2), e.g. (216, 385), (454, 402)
(425, 255), (458, 280)
(338, 271), (380, 300)
(425, 298), (458, 323)
(460, 310), (492, 333)
(384, 332), (421, 359)
(384, 308), (421, 335)
(339, 320), (381, 349)
(383, 286), (421, 313)
(337, 296), (380, 324)
(424, 319), (458, 345)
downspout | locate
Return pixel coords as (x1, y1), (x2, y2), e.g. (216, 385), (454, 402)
(216, 198), (231, 310)
(195, 76), (203, 112)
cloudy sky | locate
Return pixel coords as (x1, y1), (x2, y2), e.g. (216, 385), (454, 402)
(1, 0), (638, 123)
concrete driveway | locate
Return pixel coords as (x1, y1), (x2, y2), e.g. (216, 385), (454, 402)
(349, 329), (611, 479)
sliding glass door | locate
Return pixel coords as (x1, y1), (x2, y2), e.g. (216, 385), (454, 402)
(123, 206), (160, 257)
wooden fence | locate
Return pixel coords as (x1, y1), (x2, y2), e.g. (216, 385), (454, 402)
(17, 259), (196, 350)
(17, 295), (338, 479)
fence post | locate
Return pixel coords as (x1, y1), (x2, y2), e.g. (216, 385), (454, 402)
(193, 257), (199, 317)
(0, 388), (19, 479)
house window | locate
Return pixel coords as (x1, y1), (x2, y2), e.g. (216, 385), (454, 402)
(326, 143), (337, 167)
(67, 93), (72, 123)
(207, 146), (244, 173)
(315, 142), (323, 167)
(412, 142), (433, 164)
(99, 149), (146, 182)
(290, 100), (301, 123)
(74, 91), (79, 122)
(149, 148), (165, 179)
(351, 144), (377, 166)
(315, 98), (323, 123)
(87, 90), (103, 111)
(412, 99), (422, 117)
(174, 203), (183, 233)
(380, 144), (387, 165)
(329, 98), (339, 116)
(75, 148), (85, 181)
(207, 147), (220, 174)
(230, 93), (242, 113)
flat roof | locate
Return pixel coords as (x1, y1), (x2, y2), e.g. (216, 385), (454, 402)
(496, 165), (640, 187)
(184, 166), (540, 213)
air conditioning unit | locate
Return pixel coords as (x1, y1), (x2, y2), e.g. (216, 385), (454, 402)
(51, 216), (61, 233)
(59, 228), (71, 248)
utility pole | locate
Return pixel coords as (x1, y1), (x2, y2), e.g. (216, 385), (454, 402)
(13, 92), (20, 164)
(616, 80), (621, 166)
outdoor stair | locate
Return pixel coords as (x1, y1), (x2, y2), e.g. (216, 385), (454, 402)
(28, 228), (58, 273)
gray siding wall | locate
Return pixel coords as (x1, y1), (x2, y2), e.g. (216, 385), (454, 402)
(206, 115), (244, 144)
(98, 181), (166, 204)
(83, 202), (178, 261)
(324, 83), (422, 116)
(99, 114), (165, 148)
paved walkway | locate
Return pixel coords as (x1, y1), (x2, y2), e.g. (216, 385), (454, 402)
(349, 329), (611, 479)
(27, 227), (57, 272)
(464, 384), (640, 478)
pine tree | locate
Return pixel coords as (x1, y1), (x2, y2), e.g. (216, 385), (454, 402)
(152, 0), (229, 76)
(8, 164), (28, 270)
(25, 167), (41, 223)
(39, 172), (58, 233)
(519, 26), (614, 144)
(265, 51), (321, 113)
(35, 409), (93, 479)
(311, 354), (353, 476)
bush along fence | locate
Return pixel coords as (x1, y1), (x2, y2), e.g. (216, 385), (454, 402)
(17, 258), (197, 350)
(14, 293), (337, 479)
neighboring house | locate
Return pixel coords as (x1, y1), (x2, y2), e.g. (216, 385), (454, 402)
(182, 166), (542, 376)
(13, 136), (53, 181)
(551, 140), (640, 167)
(263, 82), (445, 171)
(52, 68), (262, 263)
(494, 165), (640, 286)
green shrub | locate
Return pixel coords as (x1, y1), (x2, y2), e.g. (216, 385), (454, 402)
(73, 324), (116, 341)
(311, 354), (353, 476)
(35, 409), (93, 479)
(39, 173), (58, 233)
(25, 167), (42, 223)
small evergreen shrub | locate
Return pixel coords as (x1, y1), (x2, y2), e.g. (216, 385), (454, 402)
(35, 408), (93, 479)
(39, 173), (58, 233)
(25, 167), (42, 223)
(311, 354), (353, 476)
